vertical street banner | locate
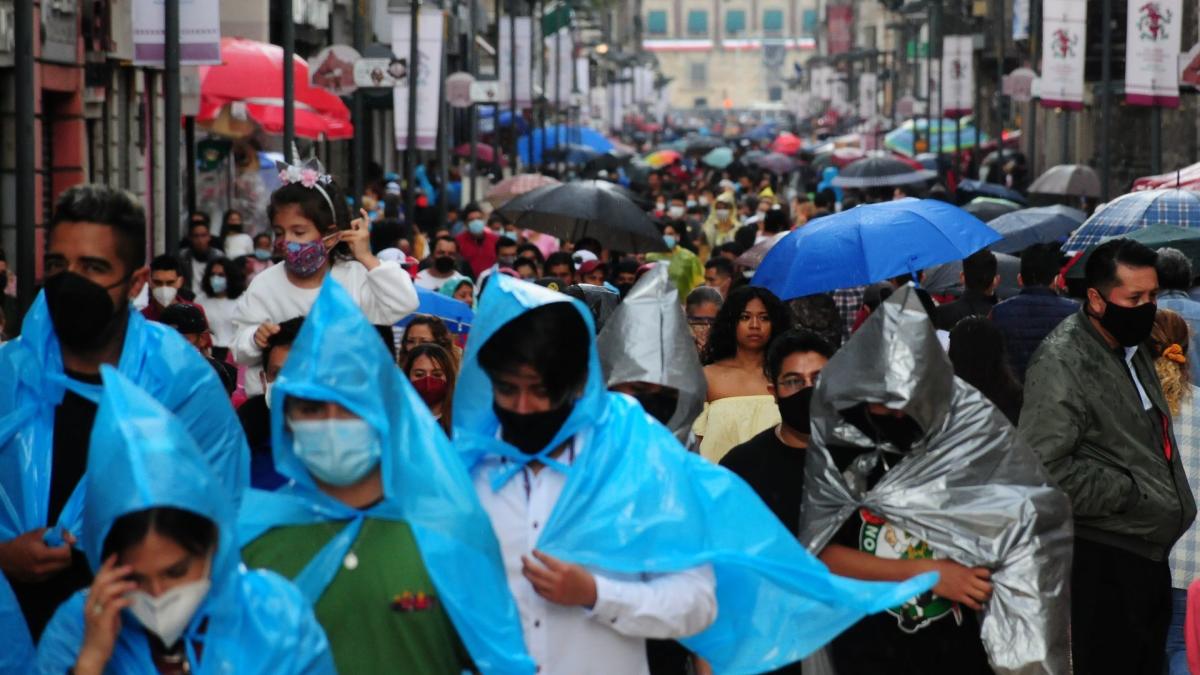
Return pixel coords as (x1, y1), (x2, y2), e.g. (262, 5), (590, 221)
(858, 72), (878, 119)
(941, 35), (975, 117)
(575, 57), (590, 101)
(1125, 0), (1182, 106)
(499, 17), (534, 108)
(392, 12), (445, 150)
(1013, 0), (1032, 40)
(544, 28), (575, 106)
(132, 0), (221, 65)
(826, 6), (854, 55)
(1040, 0), (1087, 109)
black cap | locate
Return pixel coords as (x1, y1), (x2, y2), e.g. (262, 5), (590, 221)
(159, 303), (208, 335)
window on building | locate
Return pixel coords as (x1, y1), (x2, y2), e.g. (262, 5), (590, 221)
(725, 9), (746, 36)
(801, 9), (818, 37)
(768, 86), (783, 101)
(646, 10), (668, 36)
(687, 10), (708, 37)
(689, 61), (707, 86)
(763, 9), (784, 35)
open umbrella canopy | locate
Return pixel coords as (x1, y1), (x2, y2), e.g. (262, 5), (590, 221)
(832, 156), (935, 188)
(1063, 189), (1200, 251)
(543, 144), (601, 165)
(752, 199), (1001, 300)
(454, 143), (506, 166)
(770, 132), (803, 156)
(702, 147), (734, 169)
(812, 148), (866, 174)
(685, 136), (726, 155)
(395, 288), (474, 335)
(197, 38), (352, 140)
(735, 232), (788, 269)
(485, 173), (560, 206)
(754, 152), (803, 176)
(1028, 164), (1101, 198)
(987, 205), (1088, 254)
(955, 179), (1028, 206)
(964, 197), (1023, 222)
(1133, 161), (1200, 191)
(924, 252), (1022, 299)
(516, 125), (614, 164)
(644, 149), (683, 168)
(1066, 225), (1200, 280)
(884, 118), (987, 156)
(496, 180), (669, 253)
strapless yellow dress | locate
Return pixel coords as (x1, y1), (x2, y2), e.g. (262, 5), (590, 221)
(693, 394), (781, 463)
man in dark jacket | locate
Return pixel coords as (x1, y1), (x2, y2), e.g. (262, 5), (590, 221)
(1020, 238), (1197, 675)
(991, 243), (1078, 381)
(933, 249), (998, 331)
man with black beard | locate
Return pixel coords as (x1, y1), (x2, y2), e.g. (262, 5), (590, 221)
(0, 185), (248, 656)
(721, 329), (833, 535)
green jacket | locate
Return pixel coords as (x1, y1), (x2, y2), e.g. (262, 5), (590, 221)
(1020, 309), (1197, 561)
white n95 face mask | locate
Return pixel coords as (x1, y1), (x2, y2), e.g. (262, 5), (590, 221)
(128, 574), (211, 647)
(289, 418), (382, 486)
(151, 286), (178, 307)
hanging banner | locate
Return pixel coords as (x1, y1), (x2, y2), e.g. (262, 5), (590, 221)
(826, 6), (854, 55)
(941, 35), (975, 117)
(1125, 0), (1182, 107)
(132, 0), (221, 65)
(1013, 0), (1031, 40)
(392, 12), (445, 151)
(575, 57), (590, 102)
(858, 72), (877, 119)
(1040, 0), (1087, 109)
(544, 28), (575, 106)
(499, 17), (534, 108)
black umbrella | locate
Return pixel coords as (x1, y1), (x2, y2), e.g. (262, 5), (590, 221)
(685, 136), (726, 155)
(831, 156), (935, 189)
(497, 180), (668, 253)
(963, 197), (1022, 222)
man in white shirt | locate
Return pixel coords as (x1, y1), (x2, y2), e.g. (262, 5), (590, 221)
(467, 300), (716, 675)
(415, 235), (468, 291)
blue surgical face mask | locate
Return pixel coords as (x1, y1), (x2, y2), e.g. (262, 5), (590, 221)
(468, 219), (486, 236)
(289, 418), (382, 487)
(254, 248), (272, 261)
(663, 235), (677, 249)
(209, 275), (228, 294)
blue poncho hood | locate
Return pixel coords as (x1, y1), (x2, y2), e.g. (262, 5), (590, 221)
(35, 368), (333, 675)
(454, 273), (938, 674)
(237, 277), (533, 675)
(0, 292), (249, 666)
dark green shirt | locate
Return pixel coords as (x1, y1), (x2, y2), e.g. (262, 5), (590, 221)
(242, 518), (471, 674)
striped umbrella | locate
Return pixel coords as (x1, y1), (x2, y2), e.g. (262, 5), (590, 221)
(485, 173), (561, 207)
(1062, 189), (1200, 251)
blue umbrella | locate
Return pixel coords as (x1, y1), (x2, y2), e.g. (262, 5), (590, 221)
(702, 147), (734, 169)
(477, 107), (529, 135)
(884, 118), (988, 156)
(517, 125), (614, 164)
(988, 205), (1087, 254)
(956, 179), (1028, 206)
(395, 287), (474, 335)
(752, 199), (1001, 300)
(1062, 189), (1200, 252)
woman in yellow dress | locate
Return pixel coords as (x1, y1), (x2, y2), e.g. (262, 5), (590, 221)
(694, 286), (794, 462)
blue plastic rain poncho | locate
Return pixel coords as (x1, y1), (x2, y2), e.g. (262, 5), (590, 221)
(453, 273), (938, 674)
(0, 294), (250, 666)
(35, 367), (333, 674)
(816, 166), (844, 205)
(236, 278), (534, 674)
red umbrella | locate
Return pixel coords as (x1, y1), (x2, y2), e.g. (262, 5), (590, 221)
(770, 132), (802, 156)
(454, 143), (506, 166)
(197, 38), (352, 140)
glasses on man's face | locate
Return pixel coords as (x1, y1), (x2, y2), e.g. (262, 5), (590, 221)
(776, 374), (819, 395)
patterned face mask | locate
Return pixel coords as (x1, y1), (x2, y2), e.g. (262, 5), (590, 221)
(284, 239), (329, 277)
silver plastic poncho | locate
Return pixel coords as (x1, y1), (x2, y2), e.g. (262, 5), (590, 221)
(800, 285), (1073, 675)
(597, 263), (707, 444)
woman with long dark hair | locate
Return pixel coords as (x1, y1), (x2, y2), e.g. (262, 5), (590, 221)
(197, 257), (246, 362)
(403, 342), (458, 435)
(947, 317), (1024, 424)
(695, 286), (794, 462)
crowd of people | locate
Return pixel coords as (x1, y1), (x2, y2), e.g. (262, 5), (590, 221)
(0, 143), (1197, 675)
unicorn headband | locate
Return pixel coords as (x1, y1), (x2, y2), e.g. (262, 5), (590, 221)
(276, 158), (337, 220)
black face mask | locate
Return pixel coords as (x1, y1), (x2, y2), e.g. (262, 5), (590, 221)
(776, 386), (814, 435)
(1095, 298), (1157, 348)
(434, 256), (456, 274)
(493, 400), (574, 455)
(43, 272), (127, 351)
(614, 282), (634, 298)
(635, 391), (679, 425)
